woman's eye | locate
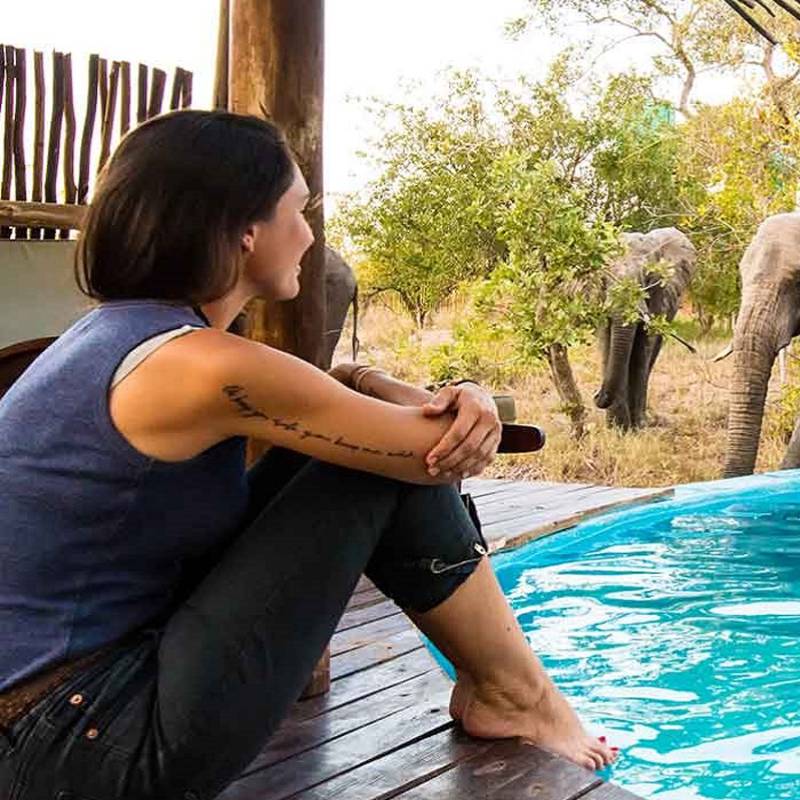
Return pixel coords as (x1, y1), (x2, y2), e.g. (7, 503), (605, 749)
(303, 194), (323, 215)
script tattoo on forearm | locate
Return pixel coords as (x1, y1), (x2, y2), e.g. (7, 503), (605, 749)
(222, 385), (414, 458)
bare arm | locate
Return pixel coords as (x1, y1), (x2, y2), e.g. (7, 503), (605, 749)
(328, 362), (434, 407)
(200, 332), (456, 485)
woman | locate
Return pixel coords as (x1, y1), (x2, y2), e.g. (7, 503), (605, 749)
(0, 110), (615, 800)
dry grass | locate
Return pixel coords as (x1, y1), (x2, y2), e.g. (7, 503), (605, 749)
(334, 299), (797, 488)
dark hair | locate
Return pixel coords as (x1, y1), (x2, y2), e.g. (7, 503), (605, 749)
(75, 110), (295, 304)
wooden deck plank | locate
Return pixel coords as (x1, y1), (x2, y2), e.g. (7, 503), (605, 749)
(285, 727), (494, 800)
(330, 613), (411, 656)
(223, 688), (455, 799)
(294, 648), (437, 722)
(330, 628), (423, 680)
(346, 586), (387, 610)
(392, 737), (601, 800)
(583, 783), (645, 799)
(336, 598), (402, 632)
(246, 670), (452, 772)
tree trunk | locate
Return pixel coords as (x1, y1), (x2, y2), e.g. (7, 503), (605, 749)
(547, 343), (586, 439)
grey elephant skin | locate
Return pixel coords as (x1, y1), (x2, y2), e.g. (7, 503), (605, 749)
(321, 246), (359, 370)
(595, 228), (697, 430)
(724, 213), (800, 477)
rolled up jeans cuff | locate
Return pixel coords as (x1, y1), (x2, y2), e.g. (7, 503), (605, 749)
(366, 492), (488, 614)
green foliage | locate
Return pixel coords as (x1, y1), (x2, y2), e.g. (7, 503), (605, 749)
(483, 155), (624, 362)
(677, 100), (800, 320)
(331, 74), (502, 328)
(426, 313), (530, 387)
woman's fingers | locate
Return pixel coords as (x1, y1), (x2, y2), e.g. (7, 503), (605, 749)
(446, 426), (502, 478)
(426, 412), (481, 473)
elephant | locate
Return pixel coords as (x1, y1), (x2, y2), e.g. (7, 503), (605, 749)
(321, 245), (360, 370)
(723, 213), (800, 477)
(594, 228), (697, 430)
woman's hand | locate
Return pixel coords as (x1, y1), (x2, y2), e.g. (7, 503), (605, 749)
(422, 383), (502, 480)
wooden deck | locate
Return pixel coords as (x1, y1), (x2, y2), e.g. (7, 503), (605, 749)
(219, 478), (669, 800)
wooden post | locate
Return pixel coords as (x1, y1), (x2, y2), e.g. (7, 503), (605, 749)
(43, 51), (64, 240)
(229, 0), (326, 369)
(61, 53), (77, 239)
(13, 48), (27, 239)
(2, 46), (15, 239)
(78, 55), (99, 205)
(230, 0), (329, 698)
(213, 0), (230, 110)
(31, 51), (45, 240)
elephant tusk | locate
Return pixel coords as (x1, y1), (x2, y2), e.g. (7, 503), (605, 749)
(712, 341), (734, 362)
(668, 332), (698, 354)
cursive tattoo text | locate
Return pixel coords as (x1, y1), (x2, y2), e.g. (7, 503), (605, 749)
(222, 385), (413, 458)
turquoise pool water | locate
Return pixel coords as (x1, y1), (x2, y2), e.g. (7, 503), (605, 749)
(426, 471), (800, 800)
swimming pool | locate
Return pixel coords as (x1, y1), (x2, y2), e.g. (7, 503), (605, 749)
(426, 470), (800, 800)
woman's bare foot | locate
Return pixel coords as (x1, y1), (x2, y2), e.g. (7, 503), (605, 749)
(449, 671), (474, 722)
(455, 677), (616, 771)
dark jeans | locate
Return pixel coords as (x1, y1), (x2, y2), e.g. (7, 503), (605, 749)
(0, 449), (486, 800)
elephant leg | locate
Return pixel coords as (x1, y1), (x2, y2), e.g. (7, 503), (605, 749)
(780, 416), (800, 470)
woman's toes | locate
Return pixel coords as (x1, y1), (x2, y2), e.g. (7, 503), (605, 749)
(587, 747), (604, 771)
(590, 738), (615, 765)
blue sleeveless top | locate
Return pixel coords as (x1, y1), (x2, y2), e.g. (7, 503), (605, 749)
(0, 300), (250, 691)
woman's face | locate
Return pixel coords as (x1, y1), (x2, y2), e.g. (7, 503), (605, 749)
(241, 163), (315, 301)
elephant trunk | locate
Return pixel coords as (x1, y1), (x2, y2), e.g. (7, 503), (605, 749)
(594, 320), (636, 410)
(723, 300), (779, 478)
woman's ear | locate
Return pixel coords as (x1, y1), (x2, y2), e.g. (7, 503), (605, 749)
(241, 225), (258, 254)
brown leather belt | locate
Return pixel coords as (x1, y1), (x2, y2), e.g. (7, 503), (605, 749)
(0, 649), (110, 730)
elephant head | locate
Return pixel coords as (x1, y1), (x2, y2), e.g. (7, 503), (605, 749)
(595, 228), (697, 430)
(723, 213), (800, 477)
(321, 246), (359, 370)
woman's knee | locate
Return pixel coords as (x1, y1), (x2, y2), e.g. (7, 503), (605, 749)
(366, 482), (487, 613)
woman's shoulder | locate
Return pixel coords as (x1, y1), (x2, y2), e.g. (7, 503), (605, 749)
(107, 327), (255, 462)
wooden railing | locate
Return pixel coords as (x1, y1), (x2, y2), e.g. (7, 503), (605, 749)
(0, 45), (192, 240)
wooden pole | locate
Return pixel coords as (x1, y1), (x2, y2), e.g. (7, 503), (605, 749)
(2, 46), (15, 239)
(61, 53), (77, 238)
(230, 0), (328, 700)
(98, 61), (120, 171)
(44, 52), (65, 239)
(169, 67), (183, 110)
(229, 0), (326, 368)
(31, 50), (45, 239)
(12, 48), (27, 239)
(120, 61), (131, 135)
(136, 64), (148, 123)
(213, 0), (230, 110)
(78, 54), (99, 204)
(147, 68), (166, 118)
(180, 70), (193, 108)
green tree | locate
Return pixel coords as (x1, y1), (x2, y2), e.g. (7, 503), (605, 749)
(485, 156), (623, 437)
(677, 98), (800, 326)
(332, 74), (502, 329)
(512, 0), (800, 120)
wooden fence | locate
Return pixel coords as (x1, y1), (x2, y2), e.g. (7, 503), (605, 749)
(0, 45), (193, 240)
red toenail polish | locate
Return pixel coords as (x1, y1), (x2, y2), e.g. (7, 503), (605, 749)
(599, 736), (606, 742)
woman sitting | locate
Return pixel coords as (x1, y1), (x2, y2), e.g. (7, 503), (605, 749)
(0, 110), (615, 800)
